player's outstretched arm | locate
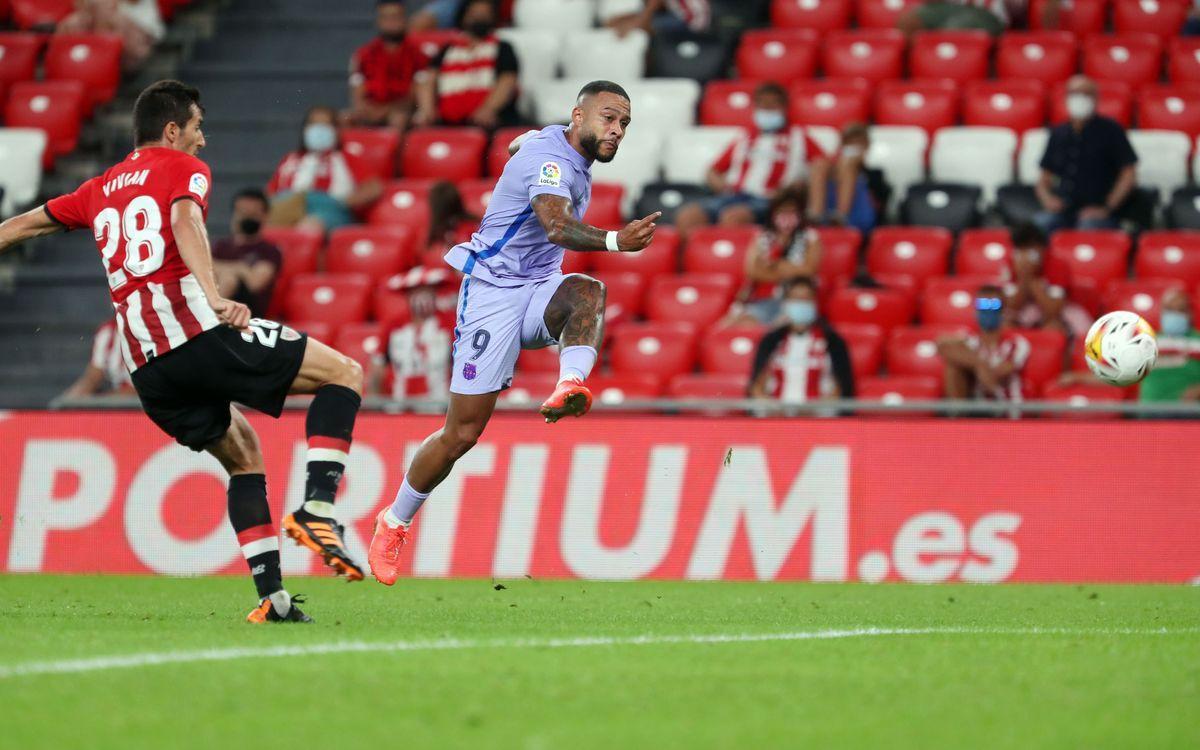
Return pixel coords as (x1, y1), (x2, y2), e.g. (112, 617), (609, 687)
(0, 205), (64, 255)
(171, 198), (251, 330)
(531, 194), (661, 253)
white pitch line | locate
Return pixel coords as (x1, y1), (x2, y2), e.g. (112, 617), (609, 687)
(0, 626), (1196, 680)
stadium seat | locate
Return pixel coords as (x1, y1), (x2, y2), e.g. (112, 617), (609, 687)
(1167, 37), (1200, 83)
(1049, 230), (1132, 294)
(735, 29), (819, 83)
(929, 126), (1017, 203)
(496, 28), (560, 95)
(1016, 128), (1048, 184)
(368, 180), (435, 239)
(699, 80), (757, 128)
(635, 182), (712, 225)
(455, 178), (495, 218)
(401, 128), (487, 181)
(885, 326), (955, 379)
(1030, 0), (1106, 35)
(1113, 0), (1189, 42)
(610, 322), (699, 380)
(962, 80), (1047, 134)
(287, 320), (336, 345)
(0, 127), (45, 217)
(1129, 129), (1191, 201)
(663, 126), (742, 185)
(44, 34), (122, 115)
(584, 183), (625, 227)
(813, 225), (863, 284)
(788, 78), (871, 130)
(261, 227), (323, 280)
(909, 31), (992, 84)
(857, 374), (942, 402)
(562, 29), (648, 82)
(1165, 186), (1200, 229)
(826, 286), (915, 333)
(650, 30), (729, 83)
(0, 33), (44, 89)
(873, 80), (959, 136)
(4, 81), (85, 168)
(341, 128), (400, 181)
(996, 32), (1078, 86)
(486, 126), (532, 176)
(334, 322), (387, 374)
(922, 275), (1002, 327)
(590, 270), (648, 322)
(821, 30), (906, 84)
(1041, 382), (1128, 418)
(284, 274), (373, 328)
(502, 373), (560, 405)
(1016, 327), (1066, 396)
(1102, 278), (1186, 329)
(591, 127), (665, 216)
(838, 323), (884, 378)
(1082, 34), (1163, 88)
(517, 345), (559, 374)
(866, 227), (952, 287)
(591, 225), (679, 277)
(1050, 80), (1134, 127)
(1136, 86), (1200, 137)
(700, 325), (767, 374)
(956, 228), (1014, 278)
(995, 184), (1041, 227)
(326, 226), (416, 277)
(771, 0), (853, 30)
(513, 0), (594, 30)
(865, 125), (928, 206)
(667, 372), (750, 399)
(589, 373), (665, 404)
(10, 0), (72, 30)
(645, 273), (737, 328)
(899, 183), (981, 233)
(684, 226), (761, 278)
(855, 0), (921, 29)
(624, 79), (702, 132)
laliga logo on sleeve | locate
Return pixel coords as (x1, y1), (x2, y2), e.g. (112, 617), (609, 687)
(188, 172), (209, 198)
(538, 161), (561, 187)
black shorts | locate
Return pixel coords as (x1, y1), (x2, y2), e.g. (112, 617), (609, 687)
(130, 320), (308, 451)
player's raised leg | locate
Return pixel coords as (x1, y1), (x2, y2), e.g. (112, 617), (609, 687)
(280, 337), (366, 580)
(539, 274), (605, 422)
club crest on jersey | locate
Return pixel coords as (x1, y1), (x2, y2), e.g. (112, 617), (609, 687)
(538, 161), (561, 187)
(462, 362), (477, 380)
(189, 172), (209, 198)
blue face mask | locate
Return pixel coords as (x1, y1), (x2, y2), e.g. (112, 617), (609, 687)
(1160, 310), (1191, 337)
(303, 123), (337, 152)
(785, 299), (817, 327)
(975, 297), (1003, 332)
(753, 108), (786, 133)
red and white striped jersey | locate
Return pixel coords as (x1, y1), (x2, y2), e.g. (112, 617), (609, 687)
(712, 126), (827, 199)
(765, 329), (836, 404)
(268, 149), (362, 202)
(45, 147), (220, 372)
(89, 319), (133, 391)
(965, 331), (1030, 401)
(665, 0), (712, 32)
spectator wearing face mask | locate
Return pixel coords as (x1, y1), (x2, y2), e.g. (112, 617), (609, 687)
(345, 0), (430, 130)
(1138, 288), (1200, 403)
(412, 0), (520, 129)
(748, 277), (854, 404)
(805, 122), (878, 234)
(1004, 223), (1091, 341)
(211, 188), (282, 319)
(1034, 75), (1138, 234)
(267, 106), (384, 233)
(937, 285), (1031, 401)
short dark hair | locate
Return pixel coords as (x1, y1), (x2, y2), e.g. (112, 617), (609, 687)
(133, 80), (202, 146)
(784, 276), (818, 294)
(455, 0), (494, 27)
(1010, 222), (1047, 250)
(576, 80), (630, 104)
(754, 81), (788, 103)
(377, 0), (403, 6)
(232, 187), (269, 212)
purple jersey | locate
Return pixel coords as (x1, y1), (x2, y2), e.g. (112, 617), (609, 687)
(444, 125), (592, 287)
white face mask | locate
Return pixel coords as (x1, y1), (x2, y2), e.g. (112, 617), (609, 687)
(303, 123), (337, 152)
(840, 144), (865, 159)
(1065, 93), (1096, 120)
(753, 109), (786, 133)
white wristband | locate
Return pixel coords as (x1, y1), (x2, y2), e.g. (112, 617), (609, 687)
(605, 230), (620, 252)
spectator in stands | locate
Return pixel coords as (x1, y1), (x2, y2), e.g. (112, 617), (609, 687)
(267, 106), (384, 233)
(1034, 75), (1138, 234)
(606, 0), (713, 36)
(805, 123), (877, 235)
(410, 0), (466, 32)
(424, 180), (478, 263)
(898, 1), (1059, 35)
(937, 285), (1030, 401)
(1140, 288), (1200, 402)
(212, 188), (282, 319)
(726, 187), (822, 325)
(748, 277), (854, 404)
(345, 0), (429, 130)
(59, 0), (165, 70)
(413, 0), (520, 129)
(1004, 223), (1091, 340)
(385, 267), (454, 399)
(55, 319), (132, 401)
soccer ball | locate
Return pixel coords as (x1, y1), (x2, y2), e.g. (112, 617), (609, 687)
(1083, 311), (1158, 386)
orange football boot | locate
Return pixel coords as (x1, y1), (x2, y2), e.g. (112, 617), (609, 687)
(539, 377), (593, 423)
(368, 509), (409, 586)
(246, 594), (312, 623)
(282, 511), (365, 581)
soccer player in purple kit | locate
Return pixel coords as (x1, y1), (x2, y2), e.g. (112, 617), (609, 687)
(368, 80), (660, 585)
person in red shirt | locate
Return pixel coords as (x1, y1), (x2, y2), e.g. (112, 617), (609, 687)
(345, 0), (430, 129)
(938, 285), (1031, 402)
(55, 319), (134, 401)
(0, 80), (370, 622)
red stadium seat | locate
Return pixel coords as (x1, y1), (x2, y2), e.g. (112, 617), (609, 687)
(771, 0), (853, 31)
(368, 180), (435, 238)
(44, 34), (122, 114)
(1041, 382), (1128, 418)
(683, 226), (761, 279)
(287, 320), (336, 345)
(0, 33), (44, 88)
(1050, 79), (1133, 127)
(591, 225), (679, 277)
(667, 373), (749, 398)
(261, 227), (323, 280)
(956, 229), (1014, 277)
(589, 373), (664, 403)
(401, 127), (487, 181)
(909, 31), (992, 84)
(1082, 34), (1163, 88)
(645, 273), (737, 328)
(1167, 37), (1200, 83)
(997, 32), (1078, 86)
(610, 322), (698, 380)
(584, 183), (624, 226)
(788, 78), (871, 129)
(456, 178), (495, 218)
(886, 326), (956, 379)
(591, 271), (648, 323)
(4, 80), (84, 167)
(1136, 85), (1200, 137)
(857, 374), (941, 401)
(518, 345), (559, 374)
(700, 325), (767, 375)
(408, 29), (466, 60)
(1102, 278), (1186, 329)
(1016, 327), (1066, 396)
(962, 80), (1047, 134)
(735, 29), (819, 83)
(1113, 0), (1188, 42)
(700, 80), (758, 129)
(1049, 230), (1133, 295)
(838, 323), (884, 378)
(326, 226), (416, 277)
(922, 275), (1003, 327)
(813, 226), (862, 285)
(11, 0), (72, 30)
(334, 322), (387, 374)
(826, 286), (915, 333)
(486, 125), (531, 176)
(560, 250), (590, 276)
(502, 373), (559, 404)
(873, 79), (959, 135)
(341, 128), (400, 181)
(855, 0), (921, 29)
(865, 227), (953, 286)
(821, 30), (906, 84)
(1030, 0), (1106, 36)
(284, 274), (373, 328)
(1135, 231), (1200, 286)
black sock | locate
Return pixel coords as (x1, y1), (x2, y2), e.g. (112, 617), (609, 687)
(303, 384), (362, 510)
(228, 473), (282, 600)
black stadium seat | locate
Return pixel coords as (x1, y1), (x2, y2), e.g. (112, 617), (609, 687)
(650, 31), (730, 83)
(636, 182), (712, 224)
(900, 183), (981, 233)
(709, 0), (770, 40)
(1166, 187), (1200, 229)
(995, 184), (1041, 227)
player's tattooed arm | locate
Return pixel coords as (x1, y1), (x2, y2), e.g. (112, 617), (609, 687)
(0, 205), (64, 254)
(531, 194), (662, 253)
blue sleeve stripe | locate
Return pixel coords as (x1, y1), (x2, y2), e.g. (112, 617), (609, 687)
(462, 204), (535, 275)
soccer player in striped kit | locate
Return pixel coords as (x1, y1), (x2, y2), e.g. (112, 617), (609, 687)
(0, 81), (367, 622)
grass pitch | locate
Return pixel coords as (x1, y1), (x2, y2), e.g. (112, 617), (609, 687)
(0, 576), (1196, 749)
